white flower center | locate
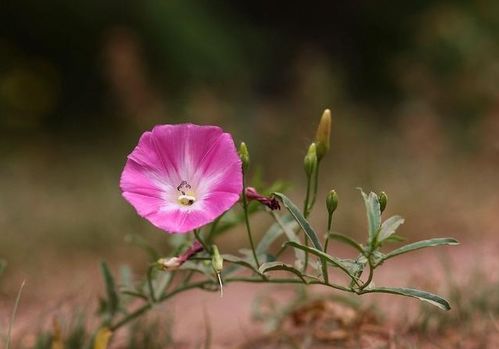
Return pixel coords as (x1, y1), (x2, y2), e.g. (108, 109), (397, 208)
(177, 180), (196, 206)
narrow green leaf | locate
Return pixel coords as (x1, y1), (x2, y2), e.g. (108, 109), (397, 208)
(258, 261), (307, 283)
(383, 238), (459, 261)
(100, 261), (119, 316)
(153, 272), (172, 299)
(327, 233), (364, 254)
(377, 215), (405, 243)
(269, 211), (304, 263)
(284, 241), (360, 282)
(361, 287), (451, 310)
(256, 214), (297, 255)
(359, 189), (381, 243)
(120, 289), (148, 301)
(274, 192), (323, 250)
(222, 254), (260, 274)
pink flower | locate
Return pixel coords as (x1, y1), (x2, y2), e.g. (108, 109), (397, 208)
(120, 124), (243, 233)
(245, 187), (281, 210)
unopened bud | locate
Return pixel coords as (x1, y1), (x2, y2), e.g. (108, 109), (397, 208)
(315, 108), (332, 161)
(239, 142), (250, 172)
(304, 143), (318, 177)
(211, 245), (224, 297)
(326, 190), (338, 215)
(211, 245), (224, 273)
(379, 191), (388, 213)
(157, 257), (182, 271)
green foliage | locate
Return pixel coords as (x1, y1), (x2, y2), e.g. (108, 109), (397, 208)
(382, 238), (459, 262)
(91, 111), (459, 337)
(274, 192), (323, 250)
(99, 261), (120, 324)
(362, 287), (450, 311)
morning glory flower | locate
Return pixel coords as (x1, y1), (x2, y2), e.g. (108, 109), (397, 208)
(120, 124), (243, 233)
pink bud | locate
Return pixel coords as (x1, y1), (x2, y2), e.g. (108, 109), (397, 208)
(245, 187), (280, 210)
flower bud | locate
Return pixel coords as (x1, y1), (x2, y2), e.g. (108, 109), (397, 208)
(378, 191), (388, 213)
(245, 187), (280, 210)
(326, 189), (338, 215)
(304, 143), (318, 177)
(238, 142), (250, 172)
(315, 108), (332, 161)
(157, 257), (182, 271)
(211, 245), (224, 273)
(211, 245), (224, 297)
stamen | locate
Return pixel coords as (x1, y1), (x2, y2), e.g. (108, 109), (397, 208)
(177, 180), (196, 206)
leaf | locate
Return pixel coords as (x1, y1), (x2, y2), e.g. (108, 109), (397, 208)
(383, 238), (459, 261)
(153, 272), (172, 299)
(327, 233), (364, 254)
(284, 241), (360, 282)
(258, 261), (307, 283)
(377, 215), (405, 243)
(93, 327), (112, 349)
(359, 189), (381, 244)
(100, 261), (119, 317)
(274, 192), (323, 250)
(384, 234), (406, 243)
(361, 287), (451, 310)
(256, 214), (297, 255)
(120, 289), (148, 301)
(269, 212), (304, 263)
(222, 254), (260, 274)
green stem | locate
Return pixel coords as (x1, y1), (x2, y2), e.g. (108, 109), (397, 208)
(242, 172), (260, 268)
(146, 266), (156, 302)
(309, 162), (321, 209)
(194, 229), (211, 253)
(109, 276), (353, 331)
(359, 262), (374, 291)
(303, 173), (312, 218)
(302, 173), (313, 271)
(324, 213), (333, 252)
(206, 214), (223, 244)
(321, 194), (333, 284)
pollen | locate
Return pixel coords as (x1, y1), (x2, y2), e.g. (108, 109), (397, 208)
(178, 194), (196, 206)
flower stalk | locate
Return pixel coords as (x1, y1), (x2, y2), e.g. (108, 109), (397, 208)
(239, 142), (260, 269)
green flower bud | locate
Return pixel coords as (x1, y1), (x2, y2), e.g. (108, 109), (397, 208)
(304, 143), (318, 177)
(326, 189), (338, 215)
(238, 142), (250, 172)
(315, 108), (332, 161)
(211, 245), (224, 273)
(211, 245), (224, 297)
(379, 191), (388, 213)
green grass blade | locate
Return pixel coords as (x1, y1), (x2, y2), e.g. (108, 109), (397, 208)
(5, 280), (26, 349)
(100, 261), (119, 317)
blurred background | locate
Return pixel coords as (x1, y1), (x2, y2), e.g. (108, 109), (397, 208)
(1, 0), (499, 343)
